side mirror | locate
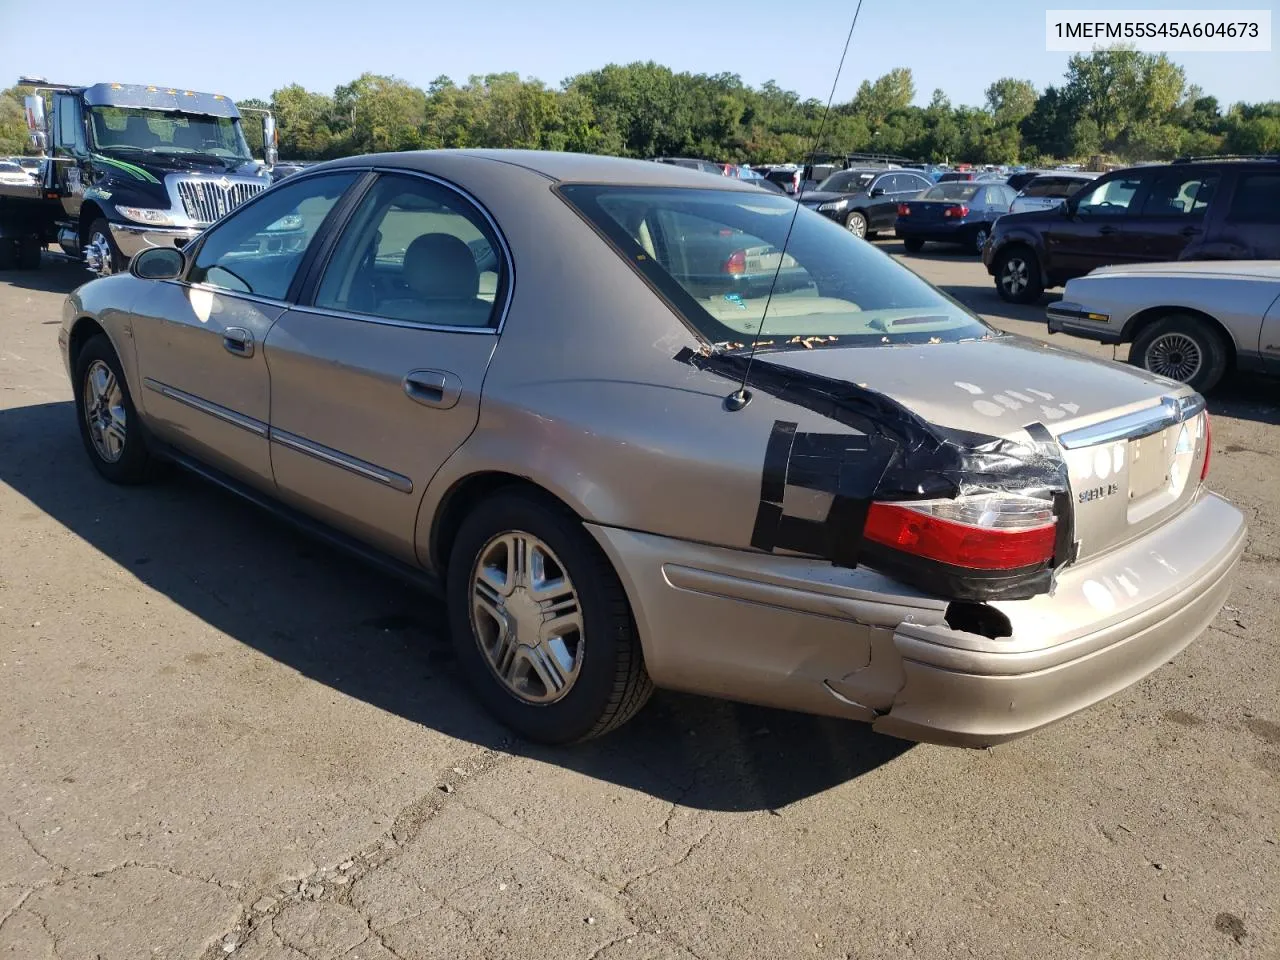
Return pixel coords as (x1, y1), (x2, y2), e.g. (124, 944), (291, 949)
(131, 247), (187, 281)
(261, 114), (279, 167)
(23, 95), (47, 153)
(869, 187), (885, 198)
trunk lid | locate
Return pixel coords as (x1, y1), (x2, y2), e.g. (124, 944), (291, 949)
(763, 334), (1209, 564)
(901, 199), (957, 221)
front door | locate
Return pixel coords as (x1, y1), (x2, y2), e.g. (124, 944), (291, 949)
(129, 170), (359, 488)
(265, 171), (508, 564)
(1044, 172), (1149, 280)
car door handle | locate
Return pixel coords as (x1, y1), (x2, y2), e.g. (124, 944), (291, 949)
(223, 327), (254, 358)
(403, 369), (461, 410)
(1098, 225), (1116, 235)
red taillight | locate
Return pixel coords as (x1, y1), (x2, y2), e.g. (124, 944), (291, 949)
(943, 204), (970, 218)
(1201, 412), (1211, 481)
(864, 500), (1057, 570)
(723, 250), (746, 275)
(897, 203), (910, 216)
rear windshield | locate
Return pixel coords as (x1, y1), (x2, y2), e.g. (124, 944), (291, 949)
(817, 171), (876, 193)
(923, 183), (980, 201)
(557, 184), (993, 351)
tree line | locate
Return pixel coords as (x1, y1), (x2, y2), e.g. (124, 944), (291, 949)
(3, 49), (1277, 165)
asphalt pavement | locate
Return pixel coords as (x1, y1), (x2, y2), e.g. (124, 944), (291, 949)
(1, 244), (1277, 960)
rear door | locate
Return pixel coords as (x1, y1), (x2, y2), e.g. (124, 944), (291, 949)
(263, 170), (508, 564)
(1211, 171), (1280, 260)
(1131, 169), (1221, 261)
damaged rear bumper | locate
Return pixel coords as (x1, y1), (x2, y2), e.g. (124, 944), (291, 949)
(586, 490), (1245, 748)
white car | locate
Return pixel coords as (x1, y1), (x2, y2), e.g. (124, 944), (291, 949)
(1009, 171), (1099, 215)
(1047, 260), (1280, 392)
(0, 161), (34, 186)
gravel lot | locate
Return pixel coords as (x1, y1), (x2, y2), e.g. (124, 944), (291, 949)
(1, 243), (1277, 960)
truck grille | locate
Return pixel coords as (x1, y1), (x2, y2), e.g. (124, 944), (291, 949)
(175, 178), (267, 226)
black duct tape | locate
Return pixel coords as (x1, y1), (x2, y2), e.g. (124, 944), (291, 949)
(676, 348), (1073, 594)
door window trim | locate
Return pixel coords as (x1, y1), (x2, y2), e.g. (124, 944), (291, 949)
(291, 167), (515, 336)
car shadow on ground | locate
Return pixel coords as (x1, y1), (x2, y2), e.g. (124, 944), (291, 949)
(0, 251), (91, 296)
(0, 400), (912, 813)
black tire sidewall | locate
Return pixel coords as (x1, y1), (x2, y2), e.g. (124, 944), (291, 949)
(1131, 314), (1229, 393)
(73, 334), (151, 483)
(445, 490), (635, 744)
(995, 247), (1042, 303)
(903, 237), (924, 252)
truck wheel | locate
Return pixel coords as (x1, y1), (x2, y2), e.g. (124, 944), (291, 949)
(903, 237), (925, 253)
(1130, 313), (1230, 394)
(994, 246), (1043, 304)
(17, 238), (42, 270)
(446, 488), (653, 744)
(85, 219), (126, 276)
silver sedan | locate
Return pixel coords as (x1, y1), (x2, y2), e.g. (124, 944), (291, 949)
(59, 150), (1245, 747)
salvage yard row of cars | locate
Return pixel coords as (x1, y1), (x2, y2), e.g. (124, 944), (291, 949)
(54, 149), (1248, 749)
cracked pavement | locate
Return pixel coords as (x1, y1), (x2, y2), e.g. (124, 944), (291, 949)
(1, 249), (1278, 959)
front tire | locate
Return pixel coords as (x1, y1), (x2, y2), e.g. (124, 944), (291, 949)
(844, 211), (868, 239)
(1130, 313), (1230, 393)
(73, 334), (154, 484)
(446, 489), (653, 744)
(85, 218), (126, 276)
(994, 246), (1043, 304)
(970, 225), (990, 256)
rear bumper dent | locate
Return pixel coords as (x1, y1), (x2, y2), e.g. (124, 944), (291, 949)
(588, 491), (1245, 748)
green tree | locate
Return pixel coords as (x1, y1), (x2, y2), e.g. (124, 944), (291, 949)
(984, 78), (1037, 127)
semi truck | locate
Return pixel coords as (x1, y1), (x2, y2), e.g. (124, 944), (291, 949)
(0, 77), (278, 274)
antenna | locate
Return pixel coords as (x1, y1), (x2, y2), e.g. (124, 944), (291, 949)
(724, 0), (866, 412)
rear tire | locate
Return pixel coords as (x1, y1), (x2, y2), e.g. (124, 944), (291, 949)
(903, 237), (925, 253)
(1130, 313), (1230, 393)
(17, 238), (42, 269)
(446, 488), (653, 744)
(994, 246), (1043, 304)
(970, 225), (990, 256)
(73, 334), (155, 484)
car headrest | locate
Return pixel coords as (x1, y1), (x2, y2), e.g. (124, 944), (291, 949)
(403, 233), (479, 300)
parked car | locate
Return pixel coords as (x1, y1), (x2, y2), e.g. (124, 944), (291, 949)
(798, 167), (933, 238)
(938, 170), (979, 183)
(0, 161), (33, 186)
(5, 156), (43, 180)
(1008, 172), (1099, 215)
(895, 181), (1017, 254)
(1047, 260), (1280, 392)
(60, 150), (1243, 748)
(1006, 170), (1044, 193)
(653, 157), (725, 176)
(761, 163), (835, 196)
(985, 157), (1280, 303)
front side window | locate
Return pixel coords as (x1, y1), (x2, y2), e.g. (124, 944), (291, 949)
(559, 184), (993, 350)
(1075, 175), (1144, 215)
(1139, 173), (1220, 217)
(314, 173), (505, 328)
(188, 172), (358, 299)
(819, 171), (875, 194)
(1226, 173), (1280, 224)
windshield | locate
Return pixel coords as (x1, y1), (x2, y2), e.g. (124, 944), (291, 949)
(558, 184), (993, 351)
(88, 106), (251, 160)
(924, 183), (980, 201)
(817, 171), (875, 193)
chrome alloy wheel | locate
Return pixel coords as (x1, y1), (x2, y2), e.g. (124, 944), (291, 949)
(1001, 255), (1028, 295)
(846, 213), (867, 238)
(85, 229), (115, 276)
(83, 359), (127, 462)
(973, 227), (989, 254)
(470, 532), (584, 704)
(1144, 332), (1203, 383)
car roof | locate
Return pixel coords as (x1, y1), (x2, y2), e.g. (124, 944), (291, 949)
(309, 149), (763, 192)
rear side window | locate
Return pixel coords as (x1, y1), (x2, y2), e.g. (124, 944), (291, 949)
(1227, 174), (1280, 223)
(314, 173), (504, 328)
(1140, 172), (1220, 217)
(557, 184), (992, 350)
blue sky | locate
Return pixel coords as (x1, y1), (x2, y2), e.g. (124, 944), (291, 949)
(0, 0), (1272, 107)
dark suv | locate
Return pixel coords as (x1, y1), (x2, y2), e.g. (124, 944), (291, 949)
(798, 167), (933, 238)
(983, 156), (1280, 303)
